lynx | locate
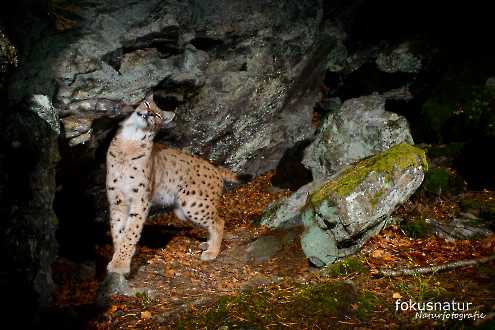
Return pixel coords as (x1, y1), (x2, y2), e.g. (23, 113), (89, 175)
(105, 93), (241, 275)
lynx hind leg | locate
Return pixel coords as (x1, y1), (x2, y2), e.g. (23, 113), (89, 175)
(178, 194), (224, 260)
(107, 198), (150, 274)
(201, 213), (224, 261)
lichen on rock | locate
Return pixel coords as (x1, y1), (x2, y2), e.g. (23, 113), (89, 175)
(302, 94), (415, 181)
(261, 143), (427, 266)
(308, 144), (428, 207)
(301, 143), (427, 266)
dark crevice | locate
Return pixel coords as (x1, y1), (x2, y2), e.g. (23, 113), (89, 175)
(331, 62), (415, 101)
(153, 76), (203, 128)
(102, 26), (182, 73)
(190, 36), (224, 52)
(101, 48), (123, 72)
(271, 139), (313, 191)
(54, 137), (109, 262)
(123, 27), (182, 57)
(139, 223), (204, 249)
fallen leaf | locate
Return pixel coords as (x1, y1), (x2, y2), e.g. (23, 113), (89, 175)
(141, 311), (152, 319)
(372, 249), (385, 258)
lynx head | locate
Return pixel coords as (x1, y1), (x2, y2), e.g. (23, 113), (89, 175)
(130, 93), (175, 131)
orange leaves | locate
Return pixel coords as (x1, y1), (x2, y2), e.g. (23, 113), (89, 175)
(140, 310), (152, 319)
(219, 172), (291, 229)
(364, 224), (495, 273)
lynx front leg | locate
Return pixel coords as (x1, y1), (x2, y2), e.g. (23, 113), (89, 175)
(107, 190), (129, 251)
(107, 199), (150, 274)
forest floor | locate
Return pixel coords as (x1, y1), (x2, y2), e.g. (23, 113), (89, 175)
(48, 172), (495, 329)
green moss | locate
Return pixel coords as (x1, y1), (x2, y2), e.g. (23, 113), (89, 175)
(422, 168), (450, 195)
(322, 256), (368, 277)
(395, 275), (449, 301)
(180, 281), (379, 328)
(400, 216), (431, 238)
(308, 144), (428, 207)
(421, 167), (465, 196)
(356, 291), (377, 322)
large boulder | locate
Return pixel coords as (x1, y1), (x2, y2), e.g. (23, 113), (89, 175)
(261, 144), (427, 267)
(8, 0), (335, 175)
(302, 94), (414, 180)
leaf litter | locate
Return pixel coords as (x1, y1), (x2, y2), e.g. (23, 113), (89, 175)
(50, 173), (495, 329)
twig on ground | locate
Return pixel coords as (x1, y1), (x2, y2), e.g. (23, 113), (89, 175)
(378, 255), (495, 277)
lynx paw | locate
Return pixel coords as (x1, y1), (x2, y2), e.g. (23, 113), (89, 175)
(96, 272), (129, 307)
(107, 259), (131, 275)
(199, 242), (209, 251)
(201, 249), (219, 261)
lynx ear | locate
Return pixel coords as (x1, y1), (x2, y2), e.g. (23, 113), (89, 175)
(162, 111), (175, 125)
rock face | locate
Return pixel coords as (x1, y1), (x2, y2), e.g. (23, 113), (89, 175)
(0, 97), (60, 320)
(261, 144), (427, 267)
(0, 30), (16, 70)
(302, 94), (414, 181)
(0, 29), (17, 87)
(9, 0), (333, 175)
(375, 42), (422, 74)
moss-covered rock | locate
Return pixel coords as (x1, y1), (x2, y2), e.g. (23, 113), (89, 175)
(309, 144), (427, 206)
(302, 144), (427, 266)
(261, 144), (427, 266)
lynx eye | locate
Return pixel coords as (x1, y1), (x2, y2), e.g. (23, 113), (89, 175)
(144, 101), (150, 109)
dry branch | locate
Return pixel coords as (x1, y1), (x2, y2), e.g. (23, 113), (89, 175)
(378, 254), (495, 277)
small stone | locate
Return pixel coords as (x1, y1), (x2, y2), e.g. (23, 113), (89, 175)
(245, 230), (295, 263)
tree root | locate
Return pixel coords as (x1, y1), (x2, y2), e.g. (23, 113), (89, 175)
(377, 254), (495, 277)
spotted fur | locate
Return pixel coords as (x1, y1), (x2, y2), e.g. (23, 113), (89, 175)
(106, 93), (239, 275)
